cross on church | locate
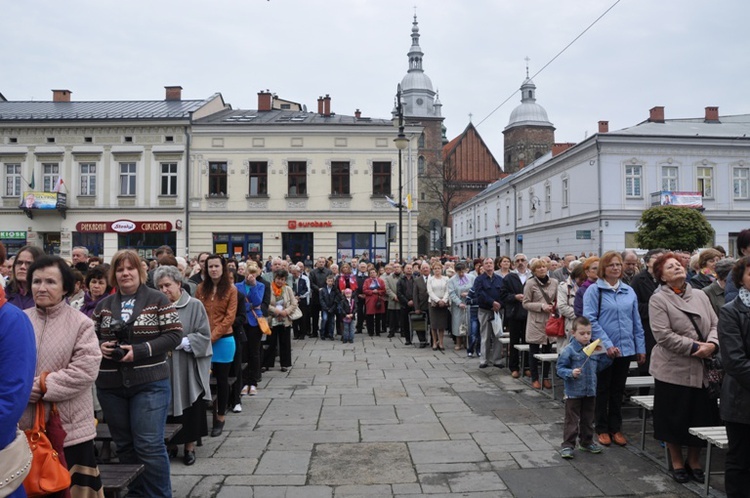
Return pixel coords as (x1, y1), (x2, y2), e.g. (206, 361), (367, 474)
(468, 113), (473, 122)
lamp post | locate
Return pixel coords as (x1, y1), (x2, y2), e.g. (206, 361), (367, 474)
(394, 84), (409, 264)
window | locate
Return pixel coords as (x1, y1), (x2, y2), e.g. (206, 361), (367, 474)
(484, 212), (487, 231)
(42, 163), (59, 192)
(330, 161), (350, 195)
(505, 200), (510, 225)
(544, 184), (551, 212)
(287, 161), (307, 196)
(372, 161), (391, 196)
(562, 178), (569, 207)
(4, 163), (21, 196)
(160, 162), (177, 196)
(418, 156), (425, 175)
(734, 168), (749, 199)
(79, 163), (96, 196)
(661, 166), (678, 191)
(697, 167), (713, 198)
(248, 161), (268, 196)
(625, 165), (642, 197)
(208, 161), (227, 197)
(119, 162), (136, 196)
(517, 194), (522, 220)
(418, 133), (425, 148)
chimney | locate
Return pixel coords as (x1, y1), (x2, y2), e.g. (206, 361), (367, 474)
(317, 96), (325, 115)
(52, 89), (71, 102)
(552, 142), (576, 157)
(705, 106), (719, 123)
(649, 106), (665, 123)
(598, 120), (609, 133)
(323, 94), (331, 117)
(164, 86), (182, 101)
(258, 90), (272, 112)
(355, 109), (361, 119)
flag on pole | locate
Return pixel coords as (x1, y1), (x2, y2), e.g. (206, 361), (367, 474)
(384, 195), (398, 208)
(53, 177), (64, 192)
(582, 339), (602, 357)
(406, 193), (412, 211)
(29, 170), (35, 189)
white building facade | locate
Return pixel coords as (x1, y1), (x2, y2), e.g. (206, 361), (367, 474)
(452, 107), (750, 259)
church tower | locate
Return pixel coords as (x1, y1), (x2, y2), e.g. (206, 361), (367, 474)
(399, 14), (446, 255)
(502, 66), (555, 173)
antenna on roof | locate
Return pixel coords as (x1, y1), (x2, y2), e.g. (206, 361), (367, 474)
(524, 56), (530, 78)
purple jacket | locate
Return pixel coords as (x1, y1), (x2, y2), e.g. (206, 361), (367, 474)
(6, 285), (34, 310)
(80, 292), (108, 318)
(574, 279), (595, 317)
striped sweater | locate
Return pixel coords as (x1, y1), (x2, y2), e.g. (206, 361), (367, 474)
(93, 284), (182, 389)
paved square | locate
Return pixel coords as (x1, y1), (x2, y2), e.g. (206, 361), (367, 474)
(308, 442), (417, 485)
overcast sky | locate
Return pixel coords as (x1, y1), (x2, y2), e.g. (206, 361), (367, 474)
(2, 0), (748, 167)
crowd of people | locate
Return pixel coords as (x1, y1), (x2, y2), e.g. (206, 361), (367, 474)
(1, 236), (750, 497)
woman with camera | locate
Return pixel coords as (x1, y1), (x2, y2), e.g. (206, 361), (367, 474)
(93, 249), (182, 498)
(22, 255), (103, 497)
(195, 255), (237, 437)
(155, 265), (212, 466)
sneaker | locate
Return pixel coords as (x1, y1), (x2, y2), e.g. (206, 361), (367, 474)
(560, 447), (574, 459)
(240, 385), (249, 396)
(249, 386), (257, 396)
(467, 352), (473, 358)
(578, 443), (603, 454)
(232, 403), (242, 413)
(479, 362), (489, 369)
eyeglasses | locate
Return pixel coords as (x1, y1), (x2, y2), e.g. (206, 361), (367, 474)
(515, 258), (527, 263)
(15, 260), (33, 267)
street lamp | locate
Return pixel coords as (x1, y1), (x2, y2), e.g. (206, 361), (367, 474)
(394, 84), (409, 263)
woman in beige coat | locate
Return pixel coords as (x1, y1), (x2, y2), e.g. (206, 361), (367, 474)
(522, 259), (558, 389)
(265, 269), (299, 372)
(648, 252), (719, 484)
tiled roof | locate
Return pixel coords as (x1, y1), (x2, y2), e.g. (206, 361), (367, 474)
(194, 108), (392, 126)
(0, 97), (217, 121)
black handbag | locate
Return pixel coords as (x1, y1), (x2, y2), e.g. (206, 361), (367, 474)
(683, 311), (723, 399)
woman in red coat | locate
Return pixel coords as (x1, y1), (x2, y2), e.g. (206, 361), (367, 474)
(363, 268), (386, 336)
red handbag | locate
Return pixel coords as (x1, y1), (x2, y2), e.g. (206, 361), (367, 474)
(545, 307), (566, 338)
(23, 372), (71, 498)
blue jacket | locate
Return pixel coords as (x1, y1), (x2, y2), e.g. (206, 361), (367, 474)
(583, 279), (646, 355)
(474, 272), (504, 311)
(236, 281), (269, 327)
(557, 340), (612, 398)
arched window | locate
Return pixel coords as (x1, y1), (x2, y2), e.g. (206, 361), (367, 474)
(418, 133), (425, 148)
(418, 156), (425, 175)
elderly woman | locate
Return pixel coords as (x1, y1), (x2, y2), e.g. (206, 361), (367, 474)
(427, 263), (450, 351)
(583, 250), (646, 448)
(522, 259), (559, 389)
(23, 256), (103, 497)
(363, 267), (387, 337)
(719, 256), (750, 496)
(689, 248), (722, 290)
(649, 252), (719, 484)
(0, 242), (36, 498)
(5, 244), (43, 310)
(195, 255), (237, 438)
(93, 249), (182, 497)
(265, 269), (298, 372)
(448, 262), (474, 351)
(155, 265), (212, 466)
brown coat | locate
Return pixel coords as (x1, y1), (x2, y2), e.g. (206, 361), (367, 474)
(648, 284), (718, 388)
(198, 286), (238, 342)
(522, 276), (559, 345)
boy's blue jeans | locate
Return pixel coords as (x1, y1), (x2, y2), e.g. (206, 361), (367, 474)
(320, 311), (335, 338)
(467, 306), (481, 355)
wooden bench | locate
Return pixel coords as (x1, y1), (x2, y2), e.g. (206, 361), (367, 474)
(533, 352), (560, 399)
(96, 423), (182, 444)
(100, 463), (144, 498)
(689, 426), (728, 496)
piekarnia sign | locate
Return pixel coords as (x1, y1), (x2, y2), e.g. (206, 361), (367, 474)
(76, 220), (173, 233)
(287, 220), (333, 230)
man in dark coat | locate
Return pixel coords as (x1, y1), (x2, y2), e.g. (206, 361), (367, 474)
(629, 248), (664, 384)
(397, 263), (416, 345)
(411, 262), (431, 348)
(308, 257), (332, 338)
(354, 262), (369, 335)
(500, 254), (530, 377)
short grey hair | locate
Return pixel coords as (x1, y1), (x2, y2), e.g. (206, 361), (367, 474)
(715, 258), (736, 281)
(72, 246), (89, 256)
(154, 265), (184, 286)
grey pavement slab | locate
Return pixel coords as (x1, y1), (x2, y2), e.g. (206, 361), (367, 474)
(254, 450), (311, 475)
(308, 442), (416, 485)
(362, 423), (449, 442)
(409, 439), (486, 464)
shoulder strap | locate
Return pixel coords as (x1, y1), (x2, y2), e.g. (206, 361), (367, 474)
(681, 309), (706, 342)
(597, 285), (603, 317)
(535, 279), (555, 306)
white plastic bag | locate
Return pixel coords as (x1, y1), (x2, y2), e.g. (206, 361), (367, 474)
(491, 311), (503, 338)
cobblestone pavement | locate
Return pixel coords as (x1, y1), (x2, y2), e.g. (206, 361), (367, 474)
(170, 334), (712, 497)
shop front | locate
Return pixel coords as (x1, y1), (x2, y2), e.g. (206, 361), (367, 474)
(0, 230), (27, 256)
(75, 219), (175, 260)
(213, 233), (264, 261)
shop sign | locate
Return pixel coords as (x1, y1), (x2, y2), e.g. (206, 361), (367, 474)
(0, 231), (27, 239)
(76, 220), (173, 233)
(287, 220), (333, 230)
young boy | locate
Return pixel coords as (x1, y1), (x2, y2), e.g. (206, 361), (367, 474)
(339, 288), (357, 343)
(319, 275), (339, 340)
(556, 316), (612, 459)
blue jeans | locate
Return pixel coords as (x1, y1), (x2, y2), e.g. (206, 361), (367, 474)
(320, 311), (335, 339)
(468, 306), (481, 355)
(342, 320), (355, 342)
(98, 378), (172, 497)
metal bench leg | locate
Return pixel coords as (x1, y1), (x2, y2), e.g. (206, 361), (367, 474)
(640, 407), (646, 451)
(704, 442), (712, 496)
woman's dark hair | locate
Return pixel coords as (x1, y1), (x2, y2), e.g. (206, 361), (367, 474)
(570, 264), (586, 282)
(652, 252), (678, 284)
(737, 229), (750, 256)
(197, 254), (232, 300)
(85, 265), (112, 292)
(273, 269), (289, 282)
(731, 256), (750, 289)
(455, 262), (467, 272)
(9, 244), (44, 293)
(27, 255), (76, 297)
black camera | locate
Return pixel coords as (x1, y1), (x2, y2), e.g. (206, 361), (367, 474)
(109, 320), (131, 362)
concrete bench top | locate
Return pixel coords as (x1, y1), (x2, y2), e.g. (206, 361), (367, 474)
(625, 376), (655, 388)
(689, 426), (728, 448)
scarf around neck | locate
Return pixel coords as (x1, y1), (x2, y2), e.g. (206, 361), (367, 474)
(739, 287), (750, 308)
(272, 281), (284, 297)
